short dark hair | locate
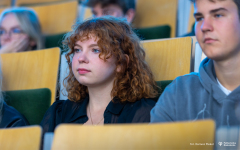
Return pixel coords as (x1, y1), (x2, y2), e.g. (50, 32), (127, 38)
(84, 0), (135, 14)
(190, 0), (240, 17)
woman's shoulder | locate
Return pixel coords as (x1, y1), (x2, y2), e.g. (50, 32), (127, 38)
(121, 98), (156, 123)
(128, 98), (156, 108)
(123, 98), (156, 113)
(48, 99), (83, 113)
(40, 99), (87, 133)
(0, 102), (29, 128)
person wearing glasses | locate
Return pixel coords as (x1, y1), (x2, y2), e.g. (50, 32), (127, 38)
(0, 7), (44, 54)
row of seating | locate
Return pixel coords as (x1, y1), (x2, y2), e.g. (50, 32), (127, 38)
(83, 0), (196, 38)
(0, 120), (216, 150)
(0, 0), (70, 6)
(0, 36), (204, 125)
(1, 0), (195, 40)
(0, 0), (78, 35)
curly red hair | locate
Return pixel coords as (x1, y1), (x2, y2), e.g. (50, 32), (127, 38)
(63, 17), (158, 103)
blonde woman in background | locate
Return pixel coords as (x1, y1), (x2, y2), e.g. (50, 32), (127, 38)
(0, 7), (44, 53)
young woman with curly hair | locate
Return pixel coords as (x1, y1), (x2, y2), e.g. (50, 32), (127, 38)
(41, 16), (158, 134)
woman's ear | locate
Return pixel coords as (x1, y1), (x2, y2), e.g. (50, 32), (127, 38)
(116, 54), (129, 72)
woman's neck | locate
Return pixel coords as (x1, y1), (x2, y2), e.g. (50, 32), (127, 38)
(87, 81), (114, 111)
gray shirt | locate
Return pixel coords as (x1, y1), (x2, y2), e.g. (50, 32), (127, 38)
(151, 58), (240, 128)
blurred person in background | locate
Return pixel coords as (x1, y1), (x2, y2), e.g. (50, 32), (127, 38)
(83, 0), (136, 23)
(0, 7), (44, 54)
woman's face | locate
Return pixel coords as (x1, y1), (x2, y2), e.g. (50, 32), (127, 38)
(72, 36), (118, 88)
(0, 13), (30, 48)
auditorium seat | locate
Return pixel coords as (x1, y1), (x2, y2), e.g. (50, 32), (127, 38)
(0, 47), (60, 104)
(133, 0), (178, 37)
(142, 37), (192, 81)
(134, 25), (171, 40)
(4, 88), (51, 125)
(189, 36), (207, 73)
(15, 0), (72, 6)
(0, 0), (11, 7)
(51, 120), (215, 150)
(45, 33), (65, 49)
(26, 0), (78, 35)
(0, 7), (8, 15)
(0, 126), (42, 150)
(188, 3), (195, 33)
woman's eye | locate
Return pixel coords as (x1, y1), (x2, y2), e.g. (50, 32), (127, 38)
(0, 29), (6, 35)
(12, 28), (23, 34)
(92, 49), (100, 53)
(74, 48), (81, 53)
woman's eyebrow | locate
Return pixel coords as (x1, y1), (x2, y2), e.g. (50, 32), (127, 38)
(89, 44), (98, 48)
(10, 25), (22, 29)
(74, 43), (82, 48)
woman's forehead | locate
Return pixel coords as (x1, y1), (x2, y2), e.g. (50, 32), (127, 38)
(74, 33), (99, 44)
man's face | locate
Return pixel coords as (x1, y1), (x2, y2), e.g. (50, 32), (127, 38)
(194, 0), (240, 61)
(92, 3), (124, 18)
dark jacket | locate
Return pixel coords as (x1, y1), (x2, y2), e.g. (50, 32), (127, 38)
(0, 102), (29, 128)
(41, 96), (156, 135)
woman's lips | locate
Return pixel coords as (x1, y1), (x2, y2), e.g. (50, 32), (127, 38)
(77, 68), (91, 74)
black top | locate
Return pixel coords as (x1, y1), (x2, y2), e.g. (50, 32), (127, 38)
(40, 96), (156, 134)
(0, 102), (29, 128)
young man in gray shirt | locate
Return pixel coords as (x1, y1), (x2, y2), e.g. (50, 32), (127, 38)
(151, 0), (240, 128)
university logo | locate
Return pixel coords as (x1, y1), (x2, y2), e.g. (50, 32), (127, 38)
(218, 142), (222, 146)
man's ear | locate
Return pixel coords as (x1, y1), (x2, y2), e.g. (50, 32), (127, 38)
(117, 54), (129, 72)
(125, 8), (135, 23)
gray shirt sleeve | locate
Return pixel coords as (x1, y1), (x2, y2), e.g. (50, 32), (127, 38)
(150, 80), (177, 123)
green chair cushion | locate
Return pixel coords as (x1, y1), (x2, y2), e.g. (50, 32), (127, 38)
(4, 88), (51, 125)
(134, 25), (171, 40)
(45, 33), (66, 49)
(152, 80), (173, 101)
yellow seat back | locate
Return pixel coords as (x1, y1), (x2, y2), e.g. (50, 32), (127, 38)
(133, 0), (178, 37)
(0, 0), (11, 7)
(0, 126), (42, 150)
(16, 0), (69, 6)
(0, 47), (60, 104)
(142, 37), (192, 81)
(52, 120), (215, 150)
(29, 0), (78, 35)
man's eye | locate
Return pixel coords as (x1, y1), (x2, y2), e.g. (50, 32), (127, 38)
(195, 17), (203, 22)
(103, 10), (113, 15)
(215, 14), (223, 18)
